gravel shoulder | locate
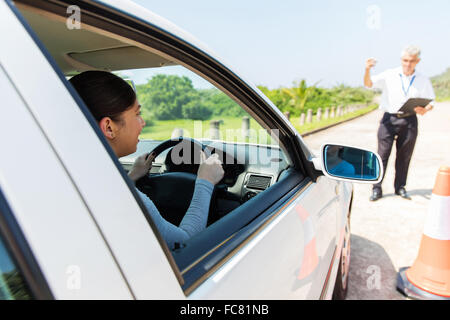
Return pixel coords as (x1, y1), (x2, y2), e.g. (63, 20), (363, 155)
(303, 102), (450, 300)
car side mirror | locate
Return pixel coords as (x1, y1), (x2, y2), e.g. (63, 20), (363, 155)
(319, 144), (383, 183)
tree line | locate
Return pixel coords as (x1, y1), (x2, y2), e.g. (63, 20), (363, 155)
(431, 67), (450, 101)
(135, 74), (375, 124)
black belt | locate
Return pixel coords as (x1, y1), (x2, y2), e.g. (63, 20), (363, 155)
(388, 112), (415, 119)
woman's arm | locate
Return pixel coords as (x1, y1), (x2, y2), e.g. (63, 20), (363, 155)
(133, 151), (222, 249)
(178, 178), (214, 235)
(136, 178), (214, 249)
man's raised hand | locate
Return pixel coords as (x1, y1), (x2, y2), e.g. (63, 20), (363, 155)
(366, 57), (377, 70)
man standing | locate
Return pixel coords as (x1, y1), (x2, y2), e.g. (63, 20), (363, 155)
(364, 45), (435, 201)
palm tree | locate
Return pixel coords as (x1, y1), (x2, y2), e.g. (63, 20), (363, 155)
(283, 80), (319, 114)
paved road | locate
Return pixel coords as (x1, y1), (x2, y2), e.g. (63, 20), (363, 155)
(303, 102), (450, 300)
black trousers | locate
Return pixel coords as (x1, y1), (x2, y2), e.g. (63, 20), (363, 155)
(373, 112), (418, 192)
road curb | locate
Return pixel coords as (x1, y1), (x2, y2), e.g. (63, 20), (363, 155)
(301, 108), (378, 137)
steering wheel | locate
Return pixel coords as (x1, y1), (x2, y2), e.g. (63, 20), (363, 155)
(135, 137), (225, 226)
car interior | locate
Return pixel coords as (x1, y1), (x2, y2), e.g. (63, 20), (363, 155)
(15, 1), (306, 287)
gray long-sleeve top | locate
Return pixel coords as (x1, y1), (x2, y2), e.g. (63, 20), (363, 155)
(136, 178), (214, 249)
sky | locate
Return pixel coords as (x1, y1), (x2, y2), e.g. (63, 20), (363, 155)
(132, 0), (450, 89)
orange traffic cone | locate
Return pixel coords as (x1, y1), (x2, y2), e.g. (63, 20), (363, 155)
(397, 166), (450, 299)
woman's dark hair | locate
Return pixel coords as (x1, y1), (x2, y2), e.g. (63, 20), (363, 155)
(69, 70), (136, 122)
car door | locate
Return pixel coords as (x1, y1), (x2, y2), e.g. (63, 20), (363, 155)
(187, 176), (339, 300)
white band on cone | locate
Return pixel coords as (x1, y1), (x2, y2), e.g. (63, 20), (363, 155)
(423, 194), (450, 240)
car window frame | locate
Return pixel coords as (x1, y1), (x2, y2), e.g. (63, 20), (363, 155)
(11, 0), (314, 293)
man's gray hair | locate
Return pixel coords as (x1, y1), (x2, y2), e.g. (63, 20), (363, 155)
(401, 45), (421, 58)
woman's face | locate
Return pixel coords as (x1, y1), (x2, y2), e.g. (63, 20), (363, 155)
(108, 99), (146, 157)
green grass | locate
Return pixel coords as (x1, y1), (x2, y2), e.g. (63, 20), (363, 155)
(139, 105), (378, 143)
(140, 116), (273, 144)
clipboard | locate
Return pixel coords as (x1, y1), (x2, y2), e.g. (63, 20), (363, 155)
(397, 98), (432, 115)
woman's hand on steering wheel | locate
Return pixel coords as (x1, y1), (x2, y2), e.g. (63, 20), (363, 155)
(128, 151), (156, 182)
(197, 151), (225, 185)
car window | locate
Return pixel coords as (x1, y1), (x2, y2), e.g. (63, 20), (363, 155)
(118, 65), (285, 165)
(116, 66), (274, 145)
(115, 65), (290, 218)
(0, 234), (32, 300)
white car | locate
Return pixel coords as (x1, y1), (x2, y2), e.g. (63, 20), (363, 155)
(0, 0), (381, 300)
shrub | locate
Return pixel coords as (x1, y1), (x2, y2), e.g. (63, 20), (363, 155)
(182, 101), (213, 120)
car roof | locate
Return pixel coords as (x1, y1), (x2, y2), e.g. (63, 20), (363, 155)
(96, 0), (230, 67)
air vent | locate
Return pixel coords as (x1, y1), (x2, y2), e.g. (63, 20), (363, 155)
(246, 175), (271, 190)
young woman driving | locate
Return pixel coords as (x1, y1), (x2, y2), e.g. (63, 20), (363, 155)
(69, 71), (224, 249)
